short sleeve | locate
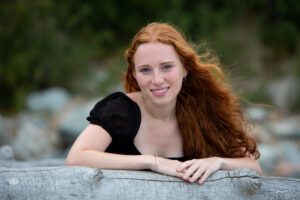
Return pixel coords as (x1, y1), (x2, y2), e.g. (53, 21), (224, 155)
(87, 92), (141, 140)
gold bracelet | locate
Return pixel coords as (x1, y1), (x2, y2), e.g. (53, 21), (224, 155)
(154, 155), (158, 171)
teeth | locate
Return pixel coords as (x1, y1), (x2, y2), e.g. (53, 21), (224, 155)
(152, 88), (166, 91)
(151, 87), (167, 91)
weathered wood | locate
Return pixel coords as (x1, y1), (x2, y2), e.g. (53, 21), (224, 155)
(0, 165), (299, 200)
(257, 176), (300, 199)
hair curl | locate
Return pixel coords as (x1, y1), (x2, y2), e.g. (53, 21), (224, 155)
(123, 22), (260, 160)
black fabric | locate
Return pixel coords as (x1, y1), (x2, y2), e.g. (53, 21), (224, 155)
(87, 92), (186, 161)
(87, 92), (141, 155)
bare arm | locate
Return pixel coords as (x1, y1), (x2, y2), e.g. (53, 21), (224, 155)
(65, 124), (153, 170)
(65, 124), (183, 177)
(177, 156), (263, 184)
(221, 156), (263, 175)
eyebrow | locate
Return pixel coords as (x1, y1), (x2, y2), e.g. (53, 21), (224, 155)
(136, 61), (175, 69)
(160, 61), (175, 65)
(136, 64), (150, 69)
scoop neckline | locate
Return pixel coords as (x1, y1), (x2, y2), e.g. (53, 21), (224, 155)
(115, 92), (186, 161)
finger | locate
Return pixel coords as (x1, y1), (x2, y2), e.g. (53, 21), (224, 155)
(198, 168), (214, 185)
(189, 166), (206, 183)
(174, 171), (185, 179)
(177, 159), (196, 172)
(177, 160), (195, 172)
(182, 163), (200, 180)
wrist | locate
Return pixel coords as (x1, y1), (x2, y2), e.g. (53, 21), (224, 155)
(142, 155), (157, 171)
(218, 157), (225, 169)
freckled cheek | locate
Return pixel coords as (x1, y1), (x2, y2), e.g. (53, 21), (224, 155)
(135, 76), (152, 89)
(166, 72), (181, 83)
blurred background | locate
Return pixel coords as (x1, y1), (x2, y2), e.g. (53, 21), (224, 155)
(0, 1), (299, 178)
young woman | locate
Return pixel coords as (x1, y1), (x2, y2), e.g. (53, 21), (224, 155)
(66, 22), (262, 184)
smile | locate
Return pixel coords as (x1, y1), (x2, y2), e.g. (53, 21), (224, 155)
(150, 87), (170, 96)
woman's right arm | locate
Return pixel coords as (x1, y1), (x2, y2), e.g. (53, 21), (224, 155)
(65, 124), (184, 178)
(65, 124), (154, 170)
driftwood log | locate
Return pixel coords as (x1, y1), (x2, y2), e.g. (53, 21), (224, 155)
(0, 159), (299, 200)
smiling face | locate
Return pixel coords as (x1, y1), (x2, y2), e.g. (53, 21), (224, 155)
(133, 42), (187, 107)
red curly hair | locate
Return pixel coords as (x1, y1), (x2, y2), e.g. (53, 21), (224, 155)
(124, 22), (260, 160)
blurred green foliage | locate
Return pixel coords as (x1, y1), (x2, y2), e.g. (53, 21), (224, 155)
(0, 0), (299, 113)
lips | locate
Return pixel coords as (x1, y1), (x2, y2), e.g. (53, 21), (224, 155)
(150, 87), (170, 96)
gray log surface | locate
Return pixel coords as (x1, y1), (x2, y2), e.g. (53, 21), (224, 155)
(0, 163), (299, 200)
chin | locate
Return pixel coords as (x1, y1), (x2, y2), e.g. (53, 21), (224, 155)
(151, 95), (176, 106)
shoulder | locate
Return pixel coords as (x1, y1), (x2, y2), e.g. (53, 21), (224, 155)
(88, 91), (140, 119)
(97, 91), (134, 107)
(87, 91), (141, 138)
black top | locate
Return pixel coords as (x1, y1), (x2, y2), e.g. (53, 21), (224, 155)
(87, 92), (186, 161)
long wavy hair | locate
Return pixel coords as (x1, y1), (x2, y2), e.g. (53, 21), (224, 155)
(124, 22), (260, 160)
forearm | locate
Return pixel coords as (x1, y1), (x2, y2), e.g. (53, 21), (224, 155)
(66, 149), (155, 171)
(220, 157), (263, 175)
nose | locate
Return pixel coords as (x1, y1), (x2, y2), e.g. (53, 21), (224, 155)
(151, 71), (164, 84)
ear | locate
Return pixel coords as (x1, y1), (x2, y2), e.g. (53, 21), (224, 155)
(183, 68), (188, 78)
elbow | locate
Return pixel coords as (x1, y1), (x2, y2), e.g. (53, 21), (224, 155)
(256, 164), (264, 176)
(65, 152), (81, 166)
(65, 158), (75, 166)
(65, 157), (75, 166)
(245, 154), (264, 176)
(253, 159), (264, 176)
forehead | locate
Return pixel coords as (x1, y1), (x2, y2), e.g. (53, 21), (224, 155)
(133, 42), (180, 66)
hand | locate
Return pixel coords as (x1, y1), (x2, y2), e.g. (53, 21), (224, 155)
(176, 157), (223, 184)
(151, 156), (184, 178)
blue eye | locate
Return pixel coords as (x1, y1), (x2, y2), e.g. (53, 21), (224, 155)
(139, 67), (151, 73)
(161, 64), (173, 71)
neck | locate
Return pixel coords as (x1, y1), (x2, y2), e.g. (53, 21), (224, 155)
(141, 95), (177, 121)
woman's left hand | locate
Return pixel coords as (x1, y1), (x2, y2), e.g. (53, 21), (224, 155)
(176, 157), (223, 185)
